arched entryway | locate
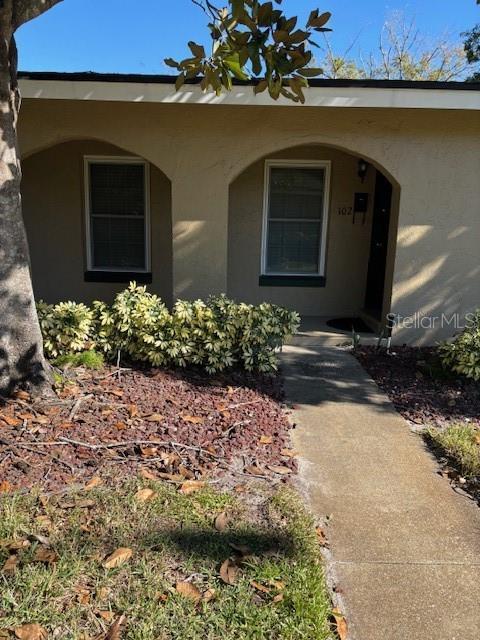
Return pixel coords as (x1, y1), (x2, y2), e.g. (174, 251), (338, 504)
(22, 139), (173, 306)
(228, 144), (400, 329)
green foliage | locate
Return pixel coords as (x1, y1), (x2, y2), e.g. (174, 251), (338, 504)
(439, 311), (480, 381)
(463, 23), (480, 80)
(168, 1), (331, 103)
(37, 300), (95, 358)
(53, 350), (105, 370)
(38, 284), (299, 374)
(427, 423), (480, 479)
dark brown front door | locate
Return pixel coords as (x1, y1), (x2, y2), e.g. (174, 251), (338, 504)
(365, 171), (392, 320)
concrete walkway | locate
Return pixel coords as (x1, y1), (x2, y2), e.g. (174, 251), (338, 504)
(281, 344), (480, 640)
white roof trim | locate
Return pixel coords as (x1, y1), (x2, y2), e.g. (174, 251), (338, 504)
(19, 78), (480, 111)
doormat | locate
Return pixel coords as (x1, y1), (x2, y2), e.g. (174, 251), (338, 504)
(326, 317), (374, 333)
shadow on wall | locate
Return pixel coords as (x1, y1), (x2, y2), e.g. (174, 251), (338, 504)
(21, 138), (173, 307)
(391, 223), (480, 345)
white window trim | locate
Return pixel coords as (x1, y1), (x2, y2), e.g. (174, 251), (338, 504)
(83, 155), (151, 273)
(261, 159), (331, 277)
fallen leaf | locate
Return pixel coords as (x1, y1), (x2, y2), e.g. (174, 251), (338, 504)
(102, 614), (126, 640)
(179, 480), (205, 495)
(158, 472), (185, 483)
(280, 448), (298, 458)
(75, 587), (91, 605)
(127, 404), (138, 418)
(33, 546), (58, 564)
(103, 547), (133, 569)
(2, 554), (19, 575)
(108, 389), (124, 398)
(114, 421), (128, 431)
(267, 465), (292, 475)
(14, 390), (30, 401)
(181, 415), (204, 425)
(176, 581), (201, 602)
(178, 465), (195, 480)
(214, 511), (229, 532)
(273, 579), (287, 590)
(244, 465), (265, 477)
(139, 446), (158, 457)
(219, 558), (239, 585)
(135, 488), (156, 503)
(144, 413), (165, 423)
(14, 624), (48, 640)
(85, 476), (103, 491)
(1, 415), (22, 427)
(139, 468), (157, 480)
(332, 608), (348, 640)
(259, 435), (273, 445)
(272, 593), (284, 603)
(250, 580), (270, 594)
(5, 539), (30, 551)
(202, 588), (216, 603)
(316, 527), (328, 547)
(97, 611), (115, 623)
(0, 481), (13, 494)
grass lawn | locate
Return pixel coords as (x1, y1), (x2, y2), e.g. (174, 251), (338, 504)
(427, 423), (480, 480)
(0, 480), (332, 640)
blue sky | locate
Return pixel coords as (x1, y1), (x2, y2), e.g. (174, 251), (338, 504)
(16, 0), (479, 74)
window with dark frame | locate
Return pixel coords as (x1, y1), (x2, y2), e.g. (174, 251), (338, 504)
(263, 163), (329, 277)
(85, 159), (149, 272)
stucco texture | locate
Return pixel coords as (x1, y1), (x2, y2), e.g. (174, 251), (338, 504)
(18, 98), (480, 344)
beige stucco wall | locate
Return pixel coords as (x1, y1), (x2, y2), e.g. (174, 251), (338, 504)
(18, 98), (480, 344)
(22, 140), (172, 305)
(228, 145), (377, 316)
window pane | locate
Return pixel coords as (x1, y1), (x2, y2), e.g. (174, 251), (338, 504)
(90, 163), (145, 217)
(266, 220), (321, 274)
(91, 216), (145, 270)
(269, 167), (325, 220)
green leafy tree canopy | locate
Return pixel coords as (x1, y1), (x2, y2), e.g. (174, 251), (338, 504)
(166, 0), (332, 103)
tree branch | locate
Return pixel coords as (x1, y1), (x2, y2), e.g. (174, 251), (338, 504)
(13, 0), (64, 30)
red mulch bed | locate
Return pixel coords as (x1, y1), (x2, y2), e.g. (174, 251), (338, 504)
(0, 366), (297, 493)
(355, 347), (480, 427)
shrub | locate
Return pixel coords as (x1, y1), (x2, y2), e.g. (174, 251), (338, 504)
(439, 310), (480, 381)
(37, 300), (95, 358)
(37, 284), (300, 374)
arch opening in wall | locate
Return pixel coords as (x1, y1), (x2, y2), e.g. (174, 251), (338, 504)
(227, 144), (400, 331)
(22, 139), (172, 306)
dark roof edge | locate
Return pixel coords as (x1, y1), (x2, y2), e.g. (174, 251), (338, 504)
(18, 71), (480, 91)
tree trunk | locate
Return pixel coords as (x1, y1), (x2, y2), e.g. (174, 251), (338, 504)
(0, 13), (51, 397)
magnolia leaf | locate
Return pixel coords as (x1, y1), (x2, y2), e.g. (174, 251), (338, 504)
(103, 547), (133, 569)
(85, 475), (103, 491)
(179, 480), (205, 495)
(250, 580), (270, 594)
(14, 624), (48, 640)
(188, 41), (206, 59)
(164, 57), (179, 68)
(181, 415), (204, 424)
(176, 581), (202, 602)
(33, 546), (58, 564)
(267, 465), (292, 475)
(219, 558), (239, 585)
(332, 608), (348, 640)
(135, 488), (156, 503)
(144, 413), (165, 423)
(259, 435), (273, 444)
(297, 67), (323, 78)
(2, 554), (19, 575)
(175, 73), (186, 92)
(139, 468), (157, 480)
(245, 464), (265, 476)
(102, 614), (126, 640)
(272, 592), (284, 603)
(309, 11), (332, 28)
(202, 587), (216, 603)
(214, 511), (229, 532)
